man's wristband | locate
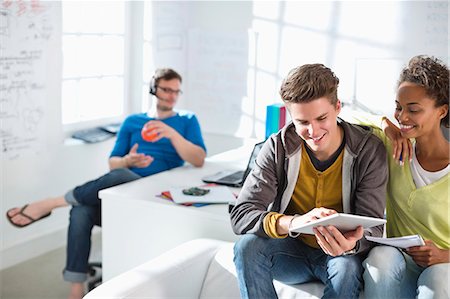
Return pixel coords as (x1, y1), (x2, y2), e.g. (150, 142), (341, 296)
(288, 214), (301, 238)
(342, 241), (359, 256)
(342, 248), (357, 256)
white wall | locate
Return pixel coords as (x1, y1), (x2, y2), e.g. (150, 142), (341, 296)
(151, 1), (448, 140)
(1, 139), (114, 269)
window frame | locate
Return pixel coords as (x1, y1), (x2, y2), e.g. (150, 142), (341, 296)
(61, 1), (134, 134)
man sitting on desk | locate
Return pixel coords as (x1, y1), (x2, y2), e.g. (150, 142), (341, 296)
(6, 68), (207, 299)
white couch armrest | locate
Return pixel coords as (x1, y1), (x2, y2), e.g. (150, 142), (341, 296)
(84, 239), (229, 299)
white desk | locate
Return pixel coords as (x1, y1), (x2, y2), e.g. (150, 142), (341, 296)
(99, 146), (252, 281)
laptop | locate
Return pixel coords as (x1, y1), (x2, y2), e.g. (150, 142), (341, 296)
(202, 141), (264, 187)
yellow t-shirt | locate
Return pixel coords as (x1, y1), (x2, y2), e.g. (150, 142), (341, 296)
(264, 145), (344, 248)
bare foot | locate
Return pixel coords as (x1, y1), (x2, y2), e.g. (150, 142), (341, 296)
(68, 282), (85, 299)
(7, 197), (67, 227)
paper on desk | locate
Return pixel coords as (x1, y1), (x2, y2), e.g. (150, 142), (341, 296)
(366, 235), (425, 249)
(169, 185), (236, 204)
(158, 191), (209, 207)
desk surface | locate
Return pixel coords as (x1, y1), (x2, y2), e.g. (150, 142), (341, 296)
(99, 145), (255, 280)
(99, 144), (250, 201)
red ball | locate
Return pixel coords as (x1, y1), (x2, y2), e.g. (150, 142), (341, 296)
(141, 127), (158, 142)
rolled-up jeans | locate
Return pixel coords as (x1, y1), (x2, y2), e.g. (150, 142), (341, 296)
(363, 245), (449, 299)
(63, 168), (141, 283)
(233, 234), (364, 299)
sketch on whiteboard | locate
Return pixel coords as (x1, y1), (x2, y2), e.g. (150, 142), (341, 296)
(152, 1), (188, 77)
(0, 9), (9, 42)
(0, 0), (56, 159)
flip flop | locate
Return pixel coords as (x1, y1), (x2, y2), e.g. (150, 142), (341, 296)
(6, 204), (52, 228)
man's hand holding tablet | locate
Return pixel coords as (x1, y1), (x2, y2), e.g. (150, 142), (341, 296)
(287, 209), (386, 257)
(289, 213), (386, 235)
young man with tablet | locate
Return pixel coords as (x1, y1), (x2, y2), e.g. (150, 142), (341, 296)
(230, 64), (388, 299)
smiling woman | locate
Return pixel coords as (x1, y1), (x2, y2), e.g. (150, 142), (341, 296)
(363, 55), (450, 299)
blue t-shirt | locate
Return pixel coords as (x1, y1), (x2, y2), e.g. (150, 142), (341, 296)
(110, 111), (206, 177)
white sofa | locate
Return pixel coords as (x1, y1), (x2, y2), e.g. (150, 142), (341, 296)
(84, 238), (326, 299)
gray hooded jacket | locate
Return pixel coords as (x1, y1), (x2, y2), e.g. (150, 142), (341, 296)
(230, 118), (388, 255)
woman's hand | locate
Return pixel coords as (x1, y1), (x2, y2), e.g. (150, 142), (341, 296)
(382, 117), (413, 164)
(406, 240), (450, 267)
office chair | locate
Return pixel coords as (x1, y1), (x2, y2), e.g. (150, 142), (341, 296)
(87, 262), (102, 291)
(87, 216), (102, 291)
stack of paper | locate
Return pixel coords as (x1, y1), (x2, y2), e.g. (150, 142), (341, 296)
(158, 190), (208, 207)
(365, 235), (425, 249)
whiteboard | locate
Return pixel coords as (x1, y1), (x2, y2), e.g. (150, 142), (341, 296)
(186, 29), (248, 135)
(400, 1), (448, 60)
(0, 1), (60, 159)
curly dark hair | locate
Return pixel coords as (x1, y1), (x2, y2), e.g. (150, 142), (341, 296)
(279, 64), (339, 105)
(398, 55), (449, 128)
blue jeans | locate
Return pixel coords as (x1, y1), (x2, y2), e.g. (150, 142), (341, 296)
(62, 168), (141, 282)
(363, 246), (450, 299)
(234, 234), (364, 299)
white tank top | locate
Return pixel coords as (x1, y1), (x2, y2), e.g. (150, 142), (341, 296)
(410, 144), (450, 188)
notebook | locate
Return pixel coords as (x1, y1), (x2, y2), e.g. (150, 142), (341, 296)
(201, 141), (264, 187)
(71, 122), (121, 143)
(365, 235), (425, 249)
(72, 127), (115, 143)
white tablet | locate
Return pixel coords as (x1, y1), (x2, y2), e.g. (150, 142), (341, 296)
(289, 213), (386, 235)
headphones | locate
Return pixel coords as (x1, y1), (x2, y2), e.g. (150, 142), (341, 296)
(149, 75), (157, 95)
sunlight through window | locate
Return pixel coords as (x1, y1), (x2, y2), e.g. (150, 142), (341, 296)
(62, 1), (125, 125)
(141, 2), (155, 112)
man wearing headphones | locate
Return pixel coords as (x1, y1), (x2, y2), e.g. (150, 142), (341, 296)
(6, 68), (207, 299)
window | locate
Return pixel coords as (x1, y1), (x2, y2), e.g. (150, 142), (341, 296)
(141, 2), (154, 112)
(62, 1), (125, 125)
